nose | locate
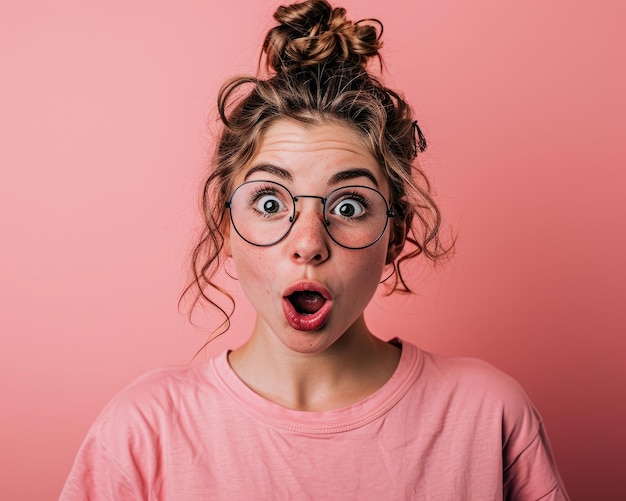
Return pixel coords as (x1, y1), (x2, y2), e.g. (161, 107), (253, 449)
(287, 200), (330, 264)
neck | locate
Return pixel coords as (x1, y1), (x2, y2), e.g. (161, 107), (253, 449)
(228, 315), (400, 411)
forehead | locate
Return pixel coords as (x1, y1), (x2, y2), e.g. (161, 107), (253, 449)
(256, 118), (369, 153)
(239, 118), (388, 190)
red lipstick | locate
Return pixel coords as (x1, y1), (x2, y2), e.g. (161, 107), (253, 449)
(282, 282), (332, 331)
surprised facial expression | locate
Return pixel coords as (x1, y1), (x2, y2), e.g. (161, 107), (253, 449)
(224, 118), (405, 354)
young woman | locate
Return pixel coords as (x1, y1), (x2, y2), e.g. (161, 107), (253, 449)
(60, 1), (569, 499)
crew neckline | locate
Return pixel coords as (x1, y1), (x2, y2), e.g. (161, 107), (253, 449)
(210, 339), (423, 434)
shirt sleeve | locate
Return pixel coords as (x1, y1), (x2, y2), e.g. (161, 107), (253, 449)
(501, 394), (570, 501)
(57, 370), (171, 501)
(59, 432), (145, 501)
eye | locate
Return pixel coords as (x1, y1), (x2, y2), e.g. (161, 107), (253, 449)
(255, 194), (285, 215)
(331, 198), (366, 218)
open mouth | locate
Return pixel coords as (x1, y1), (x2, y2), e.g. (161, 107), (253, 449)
(282, 283), (332, 331)
(287, 290), (327, 315)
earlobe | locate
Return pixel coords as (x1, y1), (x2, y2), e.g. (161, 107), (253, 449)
(222, 222), (232, 258)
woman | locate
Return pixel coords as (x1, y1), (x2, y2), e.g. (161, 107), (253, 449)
(60, 1), (569, 499)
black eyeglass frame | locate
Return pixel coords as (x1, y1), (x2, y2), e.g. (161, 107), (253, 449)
(224, 180), (396, 250)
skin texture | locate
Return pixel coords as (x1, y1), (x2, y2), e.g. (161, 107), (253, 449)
(224, 119), (406, 411)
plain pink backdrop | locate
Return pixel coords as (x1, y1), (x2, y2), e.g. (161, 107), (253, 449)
(1, 1), (624, 499)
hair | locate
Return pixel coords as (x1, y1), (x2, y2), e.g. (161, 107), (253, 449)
(182, 0), (452, 335)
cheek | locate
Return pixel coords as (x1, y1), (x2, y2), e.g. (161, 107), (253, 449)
(231, 244), (275, 296)
(345, 245), (388, 288)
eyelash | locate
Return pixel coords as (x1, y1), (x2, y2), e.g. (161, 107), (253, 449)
(246, 185), (374, 215)
(335, 191), (372, 209)
(248, 186), (282, 203)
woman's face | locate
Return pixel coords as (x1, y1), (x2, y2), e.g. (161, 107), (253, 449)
(224, 118), (404, 354)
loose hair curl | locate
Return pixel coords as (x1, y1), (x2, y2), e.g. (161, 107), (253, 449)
(183, 0), (452, 333)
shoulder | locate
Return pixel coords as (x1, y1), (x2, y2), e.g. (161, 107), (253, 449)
(112, 362), (208, 401)
(398, 343), (568, 498)
(400, 341), (542, 435)
(87, 357), (225, 440)
(61, 360), (227, 499)
(414, 345), (569, 499)
(105, 363), (206, 408)
(417, 346), (533, 408)
(420, 347), (518, 385)
(410, 343), (550, 458)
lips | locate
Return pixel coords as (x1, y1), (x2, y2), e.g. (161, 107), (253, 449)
(282, 282), (332, 331)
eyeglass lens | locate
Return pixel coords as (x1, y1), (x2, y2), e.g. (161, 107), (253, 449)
(227, 180), (392, 249)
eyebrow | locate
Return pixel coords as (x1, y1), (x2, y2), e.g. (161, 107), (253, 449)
(244, 164), (379, 188)
(327, 168), (379, 188)
(244, 164), (293, 182)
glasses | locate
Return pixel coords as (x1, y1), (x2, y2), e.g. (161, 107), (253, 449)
(225, 180), (395, 249)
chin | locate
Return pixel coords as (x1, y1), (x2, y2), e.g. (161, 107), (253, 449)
(278, 327), (343, 355)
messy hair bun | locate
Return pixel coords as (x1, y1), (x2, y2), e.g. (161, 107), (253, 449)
(263, 0), (382, 71)
(185, 0), (452, 334)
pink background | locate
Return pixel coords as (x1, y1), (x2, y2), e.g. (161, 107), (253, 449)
(1, 1), (624, 499)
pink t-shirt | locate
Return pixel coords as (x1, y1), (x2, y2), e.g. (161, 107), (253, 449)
(60, 341), (569, 500)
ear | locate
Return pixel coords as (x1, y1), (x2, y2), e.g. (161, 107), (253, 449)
(222, 220), (233, 258)
(386, 212), (411, 264)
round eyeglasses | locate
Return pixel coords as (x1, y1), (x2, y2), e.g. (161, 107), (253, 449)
(225, 180), (395, 249)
